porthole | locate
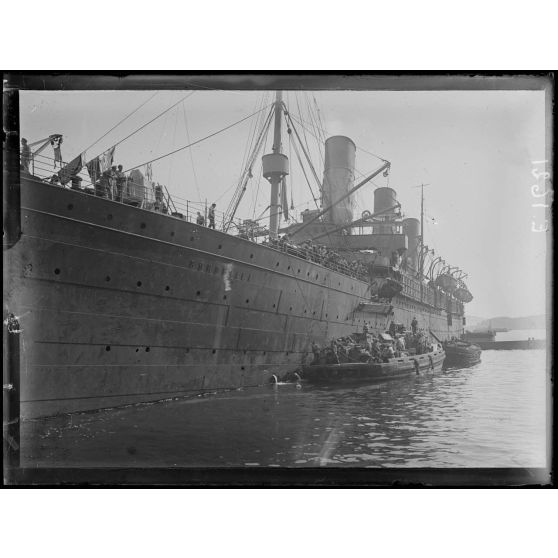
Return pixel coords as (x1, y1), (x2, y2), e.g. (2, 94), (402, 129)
(105, 346), (111, 351)
(276, 262), (280, 267)
(190, 236), (195, 241)
(105, 276), (111, 282)
(250, 254), (254, 259)
(145, 347), (150, 352)
(170, 231), (175, 237)
(137, 281), (142, 287)
(289, 306), (293, 311)
(273, 304), (276, 308)
(223, 295), (227, 300)
(186, 348), (190, 353)
(212, 349), (217, 354)
(165, 285), (170, 291)
(135, 348), (139, 352)
(140, 223), (146, 229)
(54, 268), (61, 275)
(218, 244), (222, 249)
(287, 266), (291, 270)
(107, 214), (113, 221)
(196, 290), (201, 296)
(67, 204), (73, 210)
(307, 272), (310, 276)
(243, 350), (247, 355)
(241, 366), (245, 371)
(245, 299), (250, 304)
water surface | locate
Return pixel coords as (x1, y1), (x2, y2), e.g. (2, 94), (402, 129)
(22, 349), (548, 468)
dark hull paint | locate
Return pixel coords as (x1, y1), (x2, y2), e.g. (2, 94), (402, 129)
(301, 349), (446, 385)
(5, 178), (466, 418)
(443, 344), (482, 367)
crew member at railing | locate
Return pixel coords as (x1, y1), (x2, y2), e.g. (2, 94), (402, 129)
(208, 203), (216, 229)
(21, 138), (31, 172)
(154, 183), (163, 211)
(116, 165), (126, 202)
(99, 170), (112, 198)
(196, 211), (206, 226)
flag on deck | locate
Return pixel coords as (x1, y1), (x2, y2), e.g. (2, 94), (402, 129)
(99, 146), (115, 172)
(58, 153), (84, 185)
(86, 157), (101, 183)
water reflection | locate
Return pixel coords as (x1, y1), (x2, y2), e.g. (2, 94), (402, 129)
(22, 350), (547, 468)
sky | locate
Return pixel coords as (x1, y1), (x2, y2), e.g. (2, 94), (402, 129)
(20, 87), (549, 319)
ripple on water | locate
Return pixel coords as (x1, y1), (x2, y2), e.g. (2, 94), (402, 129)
(21, 350), (548, 468)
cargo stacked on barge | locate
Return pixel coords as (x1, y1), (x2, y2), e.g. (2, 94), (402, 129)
(4, 91), (474, 418)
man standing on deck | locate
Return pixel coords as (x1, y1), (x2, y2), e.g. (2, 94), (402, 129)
(196, 212), (206, 226)
(21, 138), (31, 172)
(208, 203), (216, 229)
(411, 317), (418, 335)
(100, 169), (112, 198)
(115, 165), (126, 202)
(109, 165), (117, 199)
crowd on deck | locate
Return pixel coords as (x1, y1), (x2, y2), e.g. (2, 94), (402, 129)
(311, 321), (440, 365)
(262, 234), (369, 280)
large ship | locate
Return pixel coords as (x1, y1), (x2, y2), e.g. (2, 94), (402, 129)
(4, 90), (473, 419)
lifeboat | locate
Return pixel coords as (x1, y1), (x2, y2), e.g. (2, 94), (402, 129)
(435, 273), (458, 292)
(378, 278), (403, 298)
(454, 287), (473, 303)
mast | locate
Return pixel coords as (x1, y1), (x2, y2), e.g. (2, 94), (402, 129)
(420, 183), (424, 278)
(262, 91), (288, 239)
(418, 183), (428, 303)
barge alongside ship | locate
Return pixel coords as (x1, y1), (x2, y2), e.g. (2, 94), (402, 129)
(302, 347), (446, 385)
(4, 90), (474, 418)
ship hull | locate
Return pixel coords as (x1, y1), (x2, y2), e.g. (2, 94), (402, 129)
(4, 178), (466, 418)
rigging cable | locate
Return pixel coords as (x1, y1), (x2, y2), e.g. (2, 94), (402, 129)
(222, 105), (275, 229)
(284, 109), (323, 194)
(167, 105), (180, 188)
(81, 91), (159, 155)
(289, 129), (319, 208)
(181, 101), (202, 202)
(123, 103), (272, 174)
(87, 91), (196, 164)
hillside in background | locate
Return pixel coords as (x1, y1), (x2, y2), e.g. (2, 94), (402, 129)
(465, 315), (486, 328)
(473, 315), (546, 331)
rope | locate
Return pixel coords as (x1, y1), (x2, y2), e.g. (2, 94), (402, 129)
(181, 101), (202, 202)
(87, 91), (196, 165)
(81, 91), (159, 155)
(123, 103), (272, 174)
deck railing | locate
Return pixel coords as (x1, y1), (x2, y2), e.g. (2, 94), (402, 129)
(23, 152), (458, 291)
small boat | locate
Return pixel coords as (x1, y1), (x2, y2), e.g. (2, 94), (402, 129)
(443, 341), (481, 367)
(300, 347), (446, 385)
